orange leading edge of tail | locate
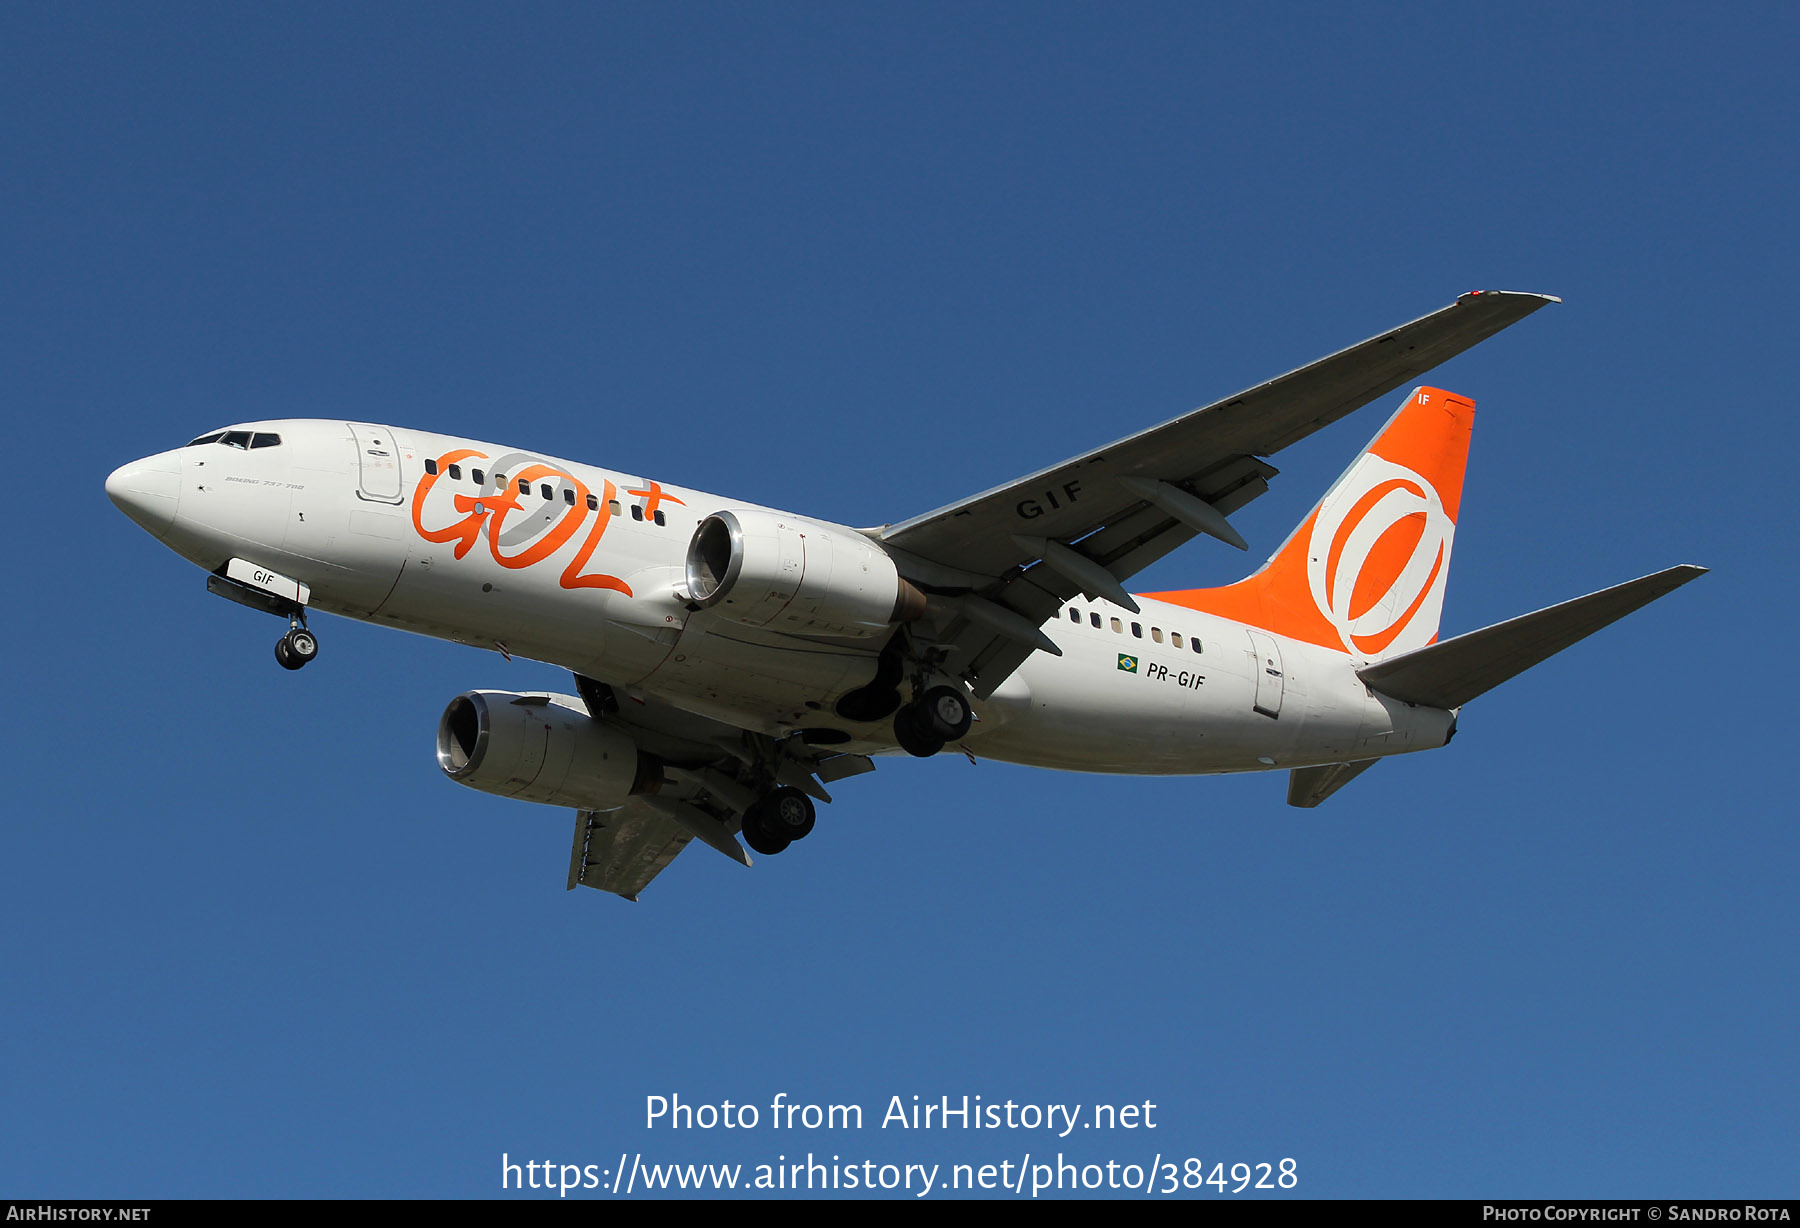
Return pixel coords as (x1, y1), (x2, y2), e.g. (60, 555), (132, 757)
(1145, 386), (1475, 661)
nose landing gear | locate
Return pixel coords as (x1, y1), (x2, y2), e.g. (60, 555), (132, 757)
(274, 622), (319, 670)
(202, 561), (319, 670)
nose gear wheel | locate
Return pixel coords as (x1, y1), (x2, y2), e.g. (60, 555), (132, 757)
(275, 627), (319, 670)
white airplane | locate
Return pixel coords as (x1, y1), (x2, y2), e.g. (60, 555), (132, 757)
(106, 291), (1703, 900)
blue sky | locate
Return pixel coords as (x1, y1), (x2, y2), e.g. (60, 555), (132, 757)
(5, 3), (1795, 1199)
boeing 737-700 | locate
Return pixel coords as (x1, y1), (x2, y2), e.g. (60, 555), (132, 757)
(105, 291), (1704, 899)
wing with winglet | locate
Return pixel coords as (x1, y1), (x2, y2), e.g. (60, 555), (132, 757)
(878, 291), (1560, 697)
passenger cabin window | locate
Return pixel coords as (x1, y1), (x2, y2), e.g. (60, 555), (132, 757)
(250, 433), (281, 448)
(517, 479), (530, 494)
(1171, 632), (1183, 649)
(448, 464), (462, 481)
(1090, 612), (1101, 628)
(1068, 608), (1080, 623)
(1151, 628), (1164, 644)
(563, 489), (576, 505)
(187, 432), (225, 447)
(608, 500), (622, 515)
(471, 469), (485, 485)
(1192, 638), (1204, 654)
(653, 510), (666, 526)
(630, 505), (644, 521)
(222, 430), (252, 449)
(424, 458), (439, 475)
(1110, 617), (1123, 633)
(1130, 622), (1142, 638)
(586, 494), (599, 511)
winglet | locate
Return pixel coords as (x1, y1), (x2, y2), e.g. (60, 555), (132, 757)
(1457, 289), (1561, 306)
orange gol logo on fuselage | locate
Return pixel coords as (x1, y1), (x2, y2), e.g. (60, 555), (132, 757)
(411, 448), (682, 597)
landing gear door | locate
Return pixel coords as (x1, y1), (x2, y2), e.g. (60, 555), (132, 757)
(1247, 629), (1284, 718)
(349, 423), (404, 504)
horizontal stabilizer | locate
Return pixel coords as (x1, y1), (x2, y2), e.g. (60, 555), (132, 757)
(1287, 759), (1379, 808)
(1357, 564), (1707, 710)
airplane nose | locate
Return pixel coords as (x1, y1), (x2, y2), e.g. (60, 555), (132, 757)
(105, 450), (182, 539)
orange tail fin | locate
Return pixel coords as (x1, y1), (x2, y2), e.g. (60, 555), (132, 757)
(1145, 386), (1474, 660)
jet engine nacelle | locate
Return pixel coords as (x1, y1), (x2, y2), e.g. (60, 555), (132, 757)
(685, 509), (926, 638)
(436, 690), (659, 809)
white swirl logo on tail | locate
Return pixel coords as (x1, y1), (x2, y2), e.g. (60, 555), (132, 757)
(1305, 454), (1455, 658)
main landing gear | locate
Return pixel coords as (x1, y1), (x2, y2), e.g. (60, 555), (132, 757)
(274, 621), (319, 671)
(739, 786), (817, 856)
(837, 629), (975, 758)
(892, 685), (973, 758)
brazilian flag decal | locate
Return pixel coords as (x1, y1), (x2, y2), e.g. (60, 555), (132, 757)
(1117, 654), (1138, 673)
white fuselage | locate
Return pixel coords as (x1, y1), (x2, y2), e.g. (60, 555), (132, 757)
(110, 420), (1452, 777)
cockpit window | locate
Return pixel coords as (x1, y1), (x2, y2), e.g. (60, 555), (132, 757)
(188, 429), (281, 449)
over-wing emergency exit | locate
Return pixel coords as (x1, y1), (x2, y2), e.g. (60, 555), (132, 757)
(105, 291), (1704, 899)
